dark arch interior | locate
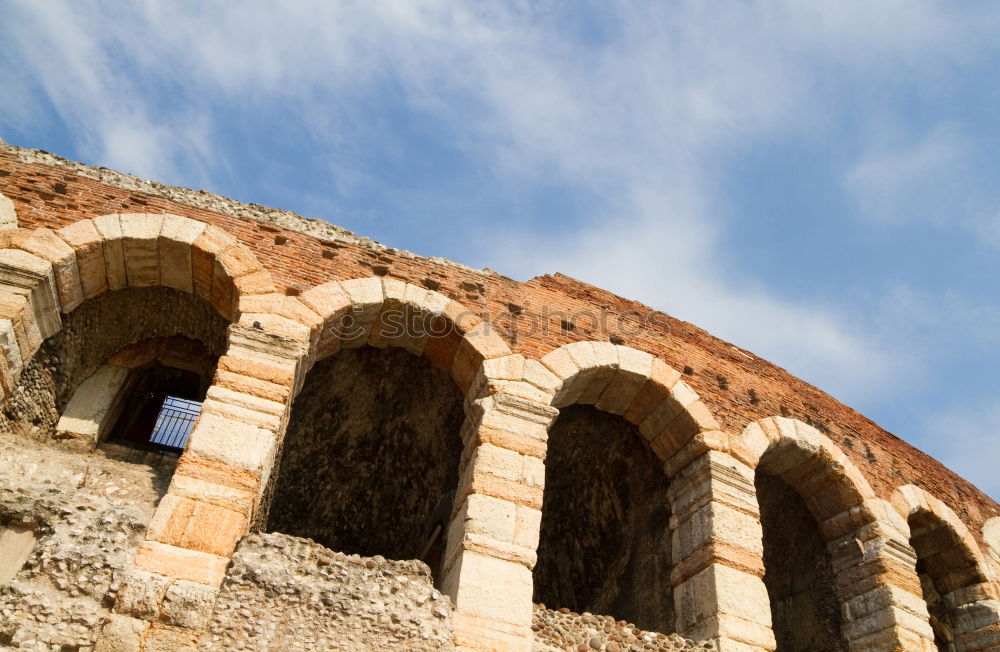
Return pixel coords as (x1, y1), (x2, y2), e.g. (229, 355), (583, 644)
(1, 287), (227, 443)
(106, 365), (209, 453)
(756, 471), (847, 652)
(908, 511), (985, 651)
(264, 346), (464, 582)
(533, 404), (674, 633)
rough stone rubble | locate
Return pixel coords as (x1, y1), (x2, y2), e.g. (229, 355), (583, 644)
(532, 606), (715, 652)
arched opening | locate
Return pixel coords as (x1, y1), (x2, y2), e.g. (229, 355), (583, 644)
(907, 510), (988, 651)
(53, 333), (218, 467)
(533, 404), (673, 633)
(2, 287), (227, 445)
(263, 345), (465, 584)
(755, 467), (846, 651)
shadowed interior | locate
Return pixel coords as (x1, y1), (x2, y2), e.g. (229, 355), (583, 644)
(756, 471), (847, 652)
(264, 346), (465, 580)
(1, 287), (227, 443)
(908, 510), (987, 651)
(534, 404), (674, 633)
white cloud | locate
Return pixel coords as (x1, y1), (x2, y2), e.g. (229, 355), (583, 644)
(844, 125), (1000, 251)
(2, 0), (216, 183)
(925, 404), (1000, 502)
(485, 185), (901, 404)
(5, 0), (1000, 407)
(844, 127), (969, 224)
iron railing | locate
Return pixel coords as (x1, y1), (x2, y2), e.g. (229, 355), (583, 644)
(147, 396), (202, 451)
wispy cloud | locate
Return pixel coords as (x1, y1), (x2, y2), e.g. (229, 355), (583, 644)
(3, 0), (1000, 412)
(1, 1), (216, 182)
(925, 403), (1000, 501)
(845, 127), (969, 224)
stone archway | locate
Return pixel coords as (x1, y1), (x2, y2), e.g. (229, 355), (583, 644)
(529, 342), (719, 636)
(0, 213), (276, 400)
(893, 485), (1000, 651)
(738, 418), (936, 651)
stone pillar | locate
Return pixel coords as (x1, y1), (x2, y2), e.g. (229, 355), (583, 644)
(667, 449), (776, 652)
(97, 320), (309, 651)
(441, 392), (558, 652)
(826, 505), (937, 651)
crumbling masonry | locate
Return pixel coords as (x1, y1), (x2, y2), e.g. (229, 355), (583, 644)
(0, 140), (998, 651)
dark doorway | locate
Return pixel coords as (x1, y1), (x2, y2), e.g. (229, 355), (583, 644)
(108, 366), (205, 454)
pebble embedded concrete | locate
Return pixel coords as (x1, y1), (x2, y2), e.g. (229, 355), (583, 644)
(202, 532), (455, 651)
(531, 606), (715, 652)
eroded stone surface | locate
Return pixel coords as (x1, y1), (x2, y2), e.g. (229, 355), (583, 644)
(531, 606), (714, 652)
(534, 405), (674, 634)
(0, 433), (169, 650)
(756, 471), (847, 651)
(201, 532), (454, 651)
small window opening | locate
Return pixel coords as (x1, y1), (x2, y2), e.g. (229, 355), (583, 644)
(108, 367), (205, 455)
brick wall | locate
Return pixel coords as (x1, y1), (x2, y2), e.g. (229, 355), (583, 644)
(0, 143), (996, 552)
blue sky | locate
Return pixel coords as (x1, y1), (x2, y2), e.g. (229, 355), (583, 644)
(3, 1), (1000, 499)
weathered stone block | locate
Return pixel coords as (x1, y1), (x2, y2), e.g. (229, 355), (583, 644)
(158, 213), (206, 293)
(237, 293), (322, 334)
(120, 212), (164, 286)
(452, 493), (517, 544)
(19, 227), (84, 311)
(0, 291), (40, 361)
(232, 268), (276, 298)
(191, 225), (238, 302)
(173, 455), (262, 497)
(0, 521), (36, 584)
(160, 579), (217, 630)
(522, 358), (560, 397)
(237, 311), (313, 346)
(0, 317), (21, 383)
(0, 247), (61, 338)
(451, 331), (510, 392)
(0, 191), (16, 230)
(132, 541), (229, 587)
(185, 411), (278, 475)
(146, 494), (247, 557)
(512, 505), (541, 551)
(57, 219), (108, 298)
(538, 345), (579, 385)
(115, 569), (170, 619)
(143, 624), (200, 652)
(91, 213), (128, 290)
(443, 549), (534, 627)
(95, 614), (149, 652)
(595, 346), (653, 415)
(200, 395), (282, 431)
(55, 364), (129, 444)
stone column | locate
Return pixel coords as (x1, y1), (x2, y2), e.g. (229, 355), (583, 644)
(97, 320), (309, 652)
(825, 503), (937, 651)
(440, 391), (558, 652)
(667, 449), (776, 652)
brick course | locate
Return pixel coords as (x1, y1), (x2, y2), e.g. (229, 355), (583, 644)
(1, 144), (993, 547)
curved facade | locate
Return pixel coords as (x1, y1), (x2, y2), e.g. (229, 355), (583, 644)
(0, 140), (997, 651)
